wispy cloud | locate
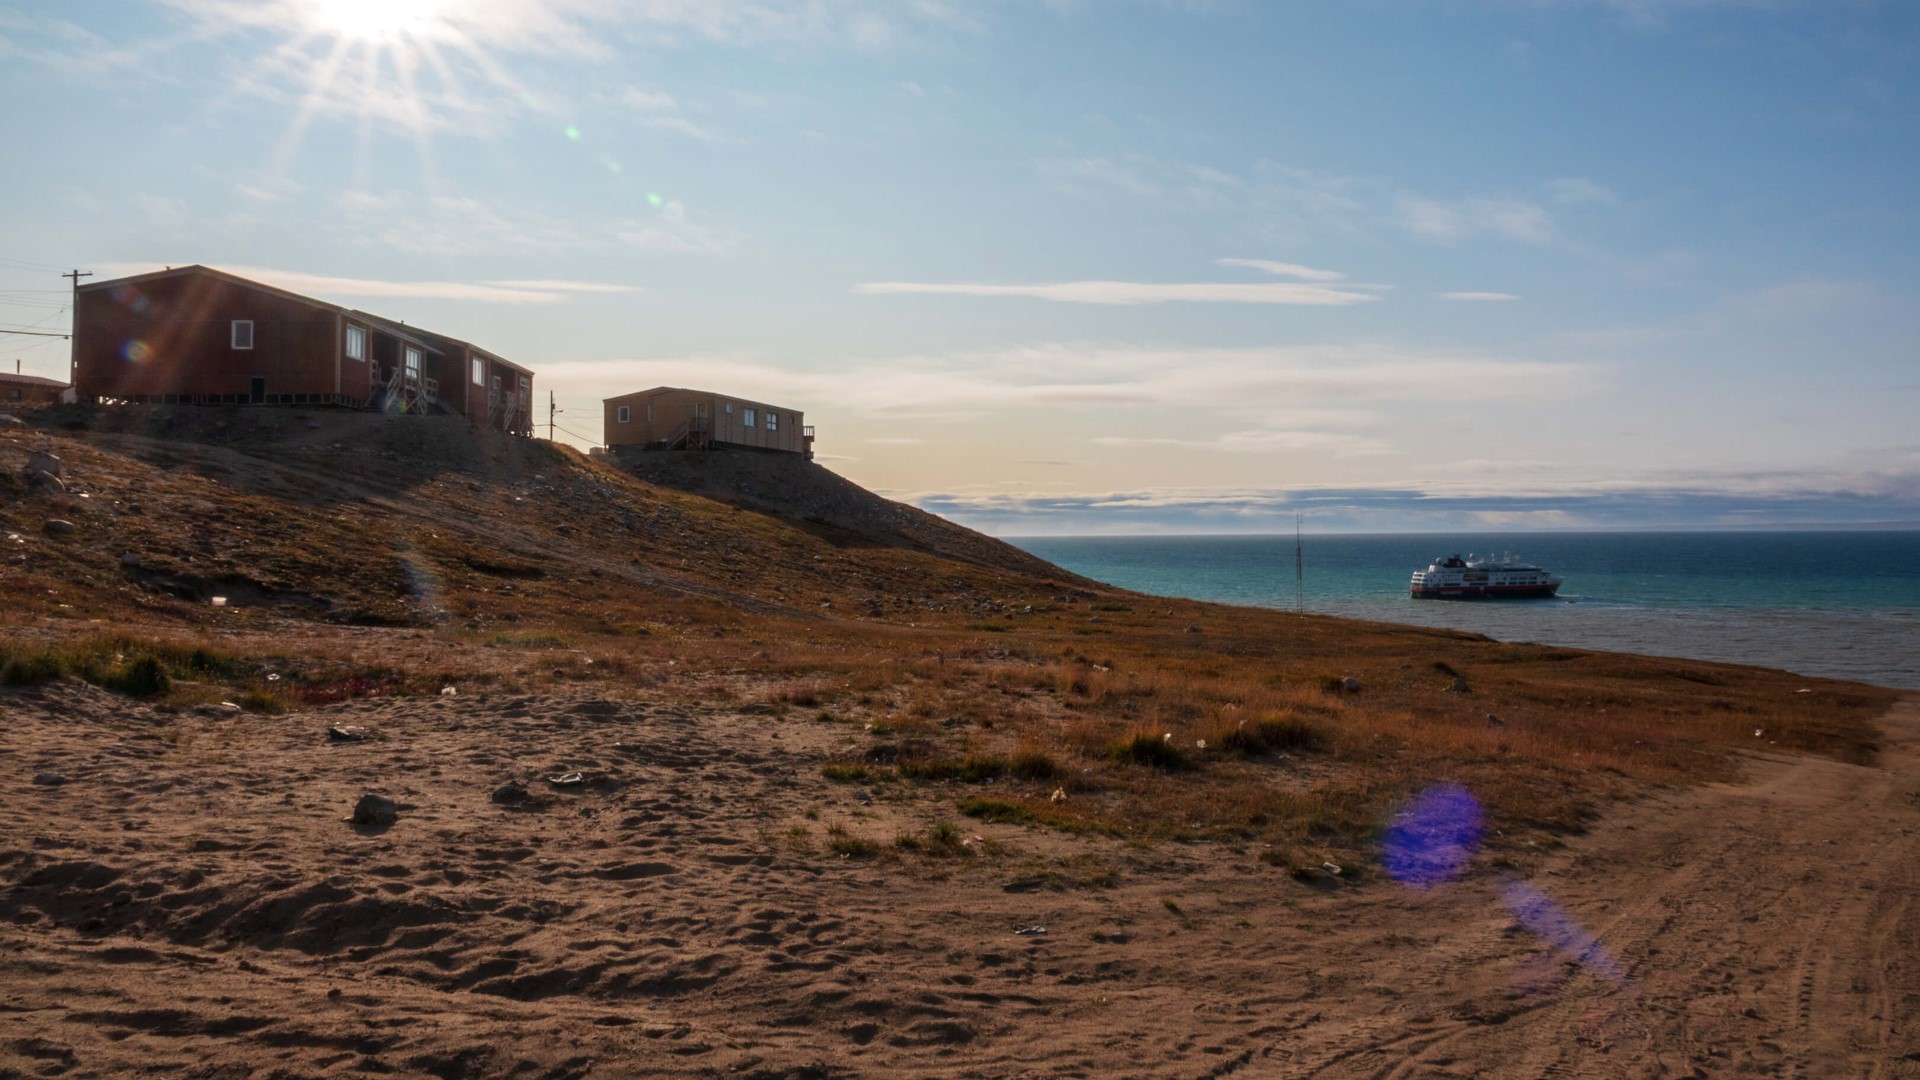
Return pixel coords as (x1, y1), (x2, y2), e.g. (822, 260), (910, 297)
(97, 263), (634, 304)
(1397, 195), (1553, 244)
(614, 86), (720, 141)
(485, 279), (642, 293)
(855, 280), (1378, 306)
(1548, 177), (1620, 206)
(1216, 258), (1348, 282)
(538, 342), (1596, 418)
(1437, 291), (1521, 302)
(334, 192), (735, 257)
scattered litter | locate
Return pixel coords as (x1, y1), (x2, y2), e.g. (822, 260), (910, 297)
(217, 701), (240, 712)
(1013, 925), (1047, 936)
(1795, 688), (1811, 694)
(1195, 739), (1207, 750)
(546, 772), (586, 787)
(1322, 861), (1343, 876)
(211, 597), (227, 607)
(327, 725), (369, 742)
(1753, 728), (1764, 738)
(265, 673), (280, 682)
(1049, 788), (1067, 803)
(440, 686), (457, 697)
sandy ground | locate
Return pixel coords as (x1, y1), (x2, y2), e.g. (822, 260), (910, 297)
(2, 681), (1915, 1079)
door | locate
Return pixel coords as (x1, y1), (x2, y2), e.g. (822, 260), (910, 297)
(249, 377), (265, 404)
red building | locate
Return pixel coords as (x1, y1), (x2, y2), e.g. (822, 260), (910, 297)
(72, 265), (533, 435)
(1, 369), (73, 408)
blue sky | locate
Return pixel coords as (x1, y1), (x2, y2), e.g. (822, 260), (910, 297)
(2, 0), (1916, 533)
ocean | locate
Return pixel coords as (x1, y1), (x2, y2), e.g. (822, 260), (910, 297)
(1007, 532), (1920, 690)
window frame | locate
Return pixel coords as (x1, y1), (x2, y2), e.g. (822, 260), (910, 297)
(231, 320), (254, 350)
(404, 347), (422, 378)
(472, 358), (485, 386)
(345, 325), (365, 361)
(765, 412), (778, 432)
(743, 408), (757, 428)
(617, 405), (631, 424)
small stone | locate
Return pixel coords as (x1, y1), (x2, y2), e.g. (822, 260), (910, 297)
(1487, 713), (1505, 727)
(1183, 624), (1202, 634)
(24, 450), (61, 478)
(26, 470), (64, 492)
(1446, 676), (1471, 693)
(491, 780), (530, 804)
(32, 772), (66, 786)
(119, 552), (141, 569)
(1341, 676), (1362, 693)
(41, 519), (75, 537)
(351, 793), (398, 826)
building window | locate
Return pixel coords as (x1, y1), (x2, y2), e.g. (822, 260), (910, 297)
(6, 389), (19, 403)
(345, 325), (365, 360)
(724, 402), (732, 415)
(472, 358), (484, 386)
(231, 320), (254, 349)
(617, 405), (631, 423)
(405, 347), (421, 378)
(645, 403), (652, 422)
(743, 408), (757, 428)
(766, 412), (778, 432)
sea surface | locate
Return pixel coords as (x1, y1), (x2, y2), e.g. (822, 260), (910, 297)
(1007, 532), (1920, 690)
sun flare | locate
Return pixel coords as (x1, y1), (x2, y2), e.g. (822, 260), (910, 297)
(303, 0), (452, 43)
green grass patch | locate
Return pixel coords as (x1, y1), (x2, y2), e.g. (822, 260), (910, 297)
(821, 762), (872, 783)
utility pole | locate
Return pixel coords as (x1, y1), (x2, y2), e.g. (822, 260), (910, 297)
(548, 390), (557, 441)
(61, 268), (91, 388)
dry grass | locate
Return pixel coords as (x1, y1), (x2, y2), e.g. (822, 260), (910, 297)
(0, 407), (1900, 873)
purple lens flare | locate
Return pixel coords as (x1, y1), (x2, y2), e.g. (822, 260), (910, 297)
(1380, 783), (1484, 889)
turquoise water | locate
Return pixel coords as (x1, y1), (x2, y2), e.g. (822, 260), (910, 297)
(1008, 532), (1920, 689)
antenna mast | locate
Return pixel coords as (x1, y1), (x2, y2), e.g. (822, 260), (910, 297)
(1294, 513), (1304, 615)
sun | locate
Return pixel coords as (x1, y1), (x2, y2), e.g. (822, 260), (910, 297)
(303, 0), (453, 43)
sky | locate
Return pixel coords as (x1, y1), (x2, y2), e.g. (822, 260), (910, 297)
(2, 0), (1917, 534)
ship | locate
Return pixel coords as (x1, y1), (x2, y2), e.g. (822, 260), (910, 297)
(1410, 552), (1562, 600)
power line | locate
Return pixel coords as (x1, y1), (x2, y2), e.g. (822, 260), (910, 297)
(0, 255), (68, 272)
(0, 328), (69, 338)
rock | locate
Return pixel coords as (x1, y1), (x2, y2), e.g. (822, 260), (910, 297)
(24, 450), (61, 478)
(32, 772), (66, 786)
(119, 552), (141, 569)
(1087, 615), (1102, 623)
(25, 470), (64, 492)
(1446, 676), (1471, 693)
(1183, 624), (1202, 634)
(1340, 676), (1362, 693)
(41, 519), (75, 537)
(327, 725), (369, 742)
(351, 793), (398, 826)
(0, 413), (23, 426)
(491, 780), (531, 804)
(1488, 713), (1504, 727)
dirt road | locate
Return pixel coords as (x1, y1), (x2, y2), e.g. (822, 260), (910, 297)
(2, 687), (1914, 1078)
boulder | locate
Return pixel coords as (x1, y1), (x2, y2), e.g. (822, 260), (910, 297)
(0, 414), (24, 427)
(25, 470), (64, 492)
(351, 793), (398, 826)
(24, 450), (61, 478)
(41, 519), (75, 537)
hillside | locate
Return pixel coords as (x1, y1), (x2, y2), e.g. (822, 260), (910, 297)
(1, 405), (1913, 1078)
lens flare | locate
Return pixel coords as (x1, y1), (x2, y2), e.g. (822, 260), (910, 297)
(121, 340), (153, 363)
(1380, 783), (1484, 889)
(304, 0), (451, 43)
(1501, 880), (1628, 985)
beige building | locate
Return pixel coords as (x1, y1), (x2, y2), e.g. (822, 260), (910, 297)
(604, 387), (813, 458)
